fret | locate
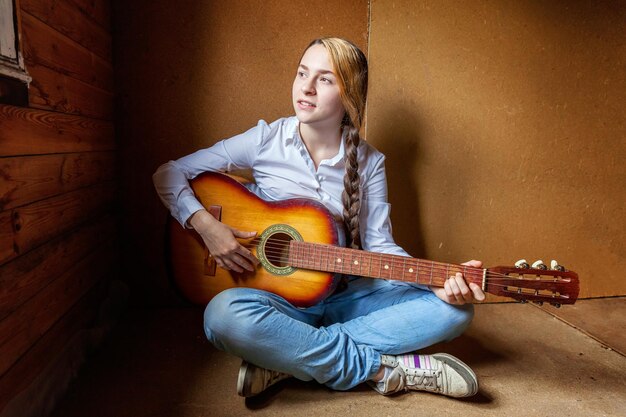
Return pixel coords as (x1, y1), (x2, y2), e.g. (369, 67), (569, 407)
(429, 261), (434, 286)
(329, 246), (335, 273)
(346, 248), (354, 274)
(323, 244), (330, 273)
(288, 241), (294, 266)
(372, 253), (383, 278)
(335, 247), (344, 274)
(297, 242), (304, 268)
(381, 254), (387, 279)
(359, 251), (370, 277)
(345, 247), (352, 274)
(340, 247), (348, 274)
(310, 245), (316, 269)
(302, 242), (308, 268)
(407, 259), (416, 283)
(312, 244), (319, 270)
(352, 250), (363, 276)
(292, 241), (298, 267)
(416, 261), (420, 285)
(378, 253), (385, 278)
(301, 242), (308, 268)
(322, 246), (332, 272)
(295, 242), (301, 267)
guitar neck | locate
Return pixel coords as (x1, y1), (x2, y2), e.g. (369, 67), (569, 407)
(288, 241), (485, 288)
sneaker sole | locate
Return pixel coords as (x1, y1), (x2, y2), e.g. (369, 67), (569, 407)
(237, 361), (252, 397)
(431, 353), (479, 397)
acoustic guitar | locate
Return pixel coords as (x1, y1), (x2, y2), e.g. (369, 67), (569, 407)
(168, 172), (579, 307)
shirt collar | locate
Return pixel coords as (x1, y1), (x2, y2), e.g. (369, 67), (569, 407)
(285, 117), (346, 167)
(283, 116), (299, 145)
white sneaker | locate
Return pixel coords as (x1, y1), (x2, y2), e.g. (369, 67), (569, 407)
(237, 361), (292, 397)
(371, 353), (478, 397)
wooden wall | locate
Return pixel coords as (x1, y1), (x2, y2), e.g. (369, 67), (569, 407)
(0, 0), (118, 414)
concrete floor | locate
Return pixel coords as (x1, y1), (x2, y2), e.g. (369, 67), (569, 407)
(51, 298), (626, 417)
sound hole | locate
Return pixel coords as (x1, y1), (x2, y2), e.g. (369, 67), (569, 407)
(264, 232), (293, 268)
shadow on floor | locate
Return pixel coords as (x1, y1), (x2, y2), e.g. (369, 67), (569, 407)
(50, 299), (626, 417)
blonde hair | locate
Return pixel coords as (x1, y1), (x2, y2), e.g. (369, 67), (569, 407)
(306, 37), (368, 249)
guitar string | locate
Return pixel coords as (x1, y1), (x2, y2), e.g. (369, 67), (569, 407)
(210, 242), (570, 296)
(225, 238), (571, 284)
(208, 243), (570, 297)
(252, 245), (571, 282)
(246, 237), (568, 276)
(252, 252), (569, 281)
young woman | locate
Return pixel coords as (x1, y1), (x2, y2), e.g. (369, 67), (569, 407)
(153, 37), (486, 398)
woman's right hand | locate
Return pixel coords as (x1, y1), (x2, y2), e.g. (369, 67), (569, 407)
(188, 209), (259, 273)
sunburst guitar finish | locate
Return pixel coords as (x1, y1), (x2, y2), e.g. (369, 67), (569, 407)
(168, 172), (343, 307)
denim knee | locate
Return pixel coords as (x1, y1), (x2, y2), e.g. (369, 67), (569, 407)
(203, 288), (257, 347)
(442, 302), (474, 341)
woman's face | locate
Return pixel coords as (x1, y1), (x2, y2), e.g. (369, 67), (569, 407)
(292, 44), (345, 130)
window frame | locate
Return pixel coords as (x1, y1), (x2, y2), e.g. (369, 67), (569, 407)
(0, 0), (31, 84)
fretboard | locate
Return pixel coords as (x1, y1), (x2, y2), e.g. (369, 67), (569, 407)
(288, 241), (485, 288)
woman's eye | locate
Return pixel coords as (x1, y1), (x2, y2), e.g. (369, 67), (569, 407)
(320, 77), (331, 84)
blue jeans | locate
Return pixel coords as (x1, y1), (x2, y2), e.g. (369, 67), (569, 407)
(204, 276), (474, 391)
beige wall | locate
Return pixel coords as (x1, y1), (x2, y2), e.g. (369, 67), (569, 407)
(367, 0), (625, 298)
(113, 0), (369, 304)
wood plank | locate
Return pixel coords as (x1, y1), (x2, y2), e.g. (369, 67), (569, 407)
(20, 11), (113, 92)
(20, 0), (112, 62)
(0, 151), (116, 211)
(0, 215), (116, 321)
(28, 63), (114, 120)
(0, 239), (116, 377)
(0, 279), (107, 413)
(3, 182), (116, 265)
(67, 0), (111, 31)
(0, 212), (14, 264)
(0, 104), (115, 157)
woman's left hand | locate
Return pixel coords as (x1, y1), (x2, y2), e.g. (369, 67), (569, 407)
(431, 260), (486, 305)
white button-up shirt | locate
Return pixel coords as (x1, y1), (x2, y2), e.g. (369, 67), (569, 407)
(153, 116), (411, 258)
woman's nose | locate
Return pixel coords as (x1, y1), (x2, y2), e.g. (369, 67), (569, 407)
(301, 79), (315, 94)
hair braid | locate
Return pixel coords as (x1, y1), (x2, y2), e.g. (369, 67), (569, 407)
(342, 124), (362, 249)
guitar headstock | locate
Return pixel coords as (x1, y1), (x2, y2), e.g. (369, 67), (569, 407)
(486, 260), (579, 307)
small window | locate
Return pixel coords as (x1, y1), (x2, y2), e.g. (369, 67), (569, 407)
(0, 0), (30, 106)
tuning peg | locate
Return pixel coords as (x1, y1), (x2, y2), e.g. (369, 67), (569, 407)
(550, 260), (565, 271)
(517, 299), (527, 304)
(532, 260), (547, 270)
(515, 259), (529, 269)
(551, 302), (561, 308)
(533, 301), (544, 306)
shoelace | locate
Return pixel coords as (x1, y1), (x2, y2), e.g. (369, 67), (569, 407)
(405, 369), (443, 392)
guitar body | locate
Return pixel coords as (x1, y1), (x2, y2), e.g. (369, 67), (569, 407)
(168, 172), (344, 307)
